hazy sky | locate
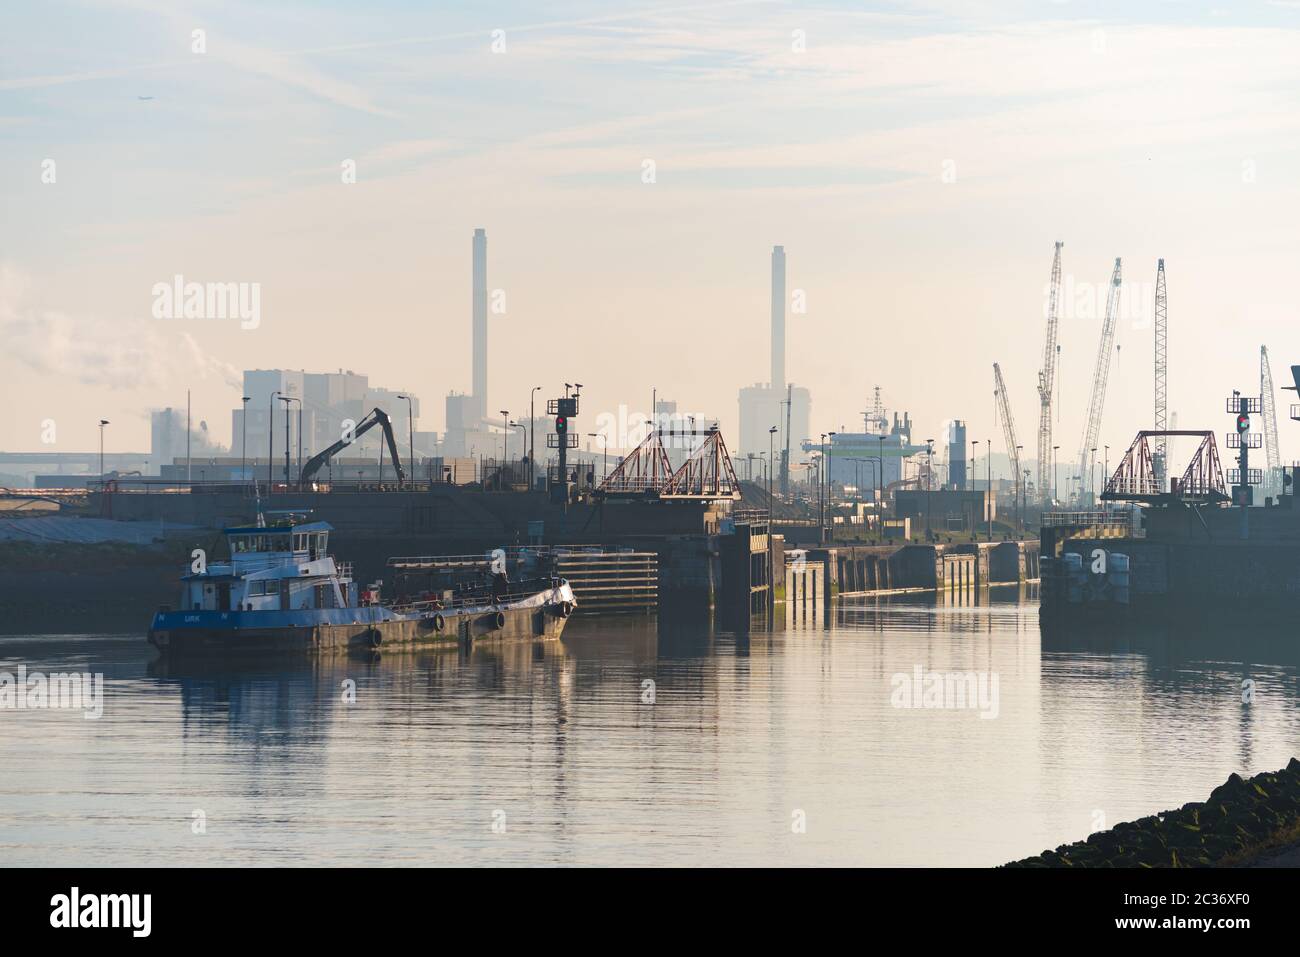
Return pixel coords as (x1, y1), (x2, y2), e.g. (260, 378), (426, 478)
(5, 0), (1300, 480)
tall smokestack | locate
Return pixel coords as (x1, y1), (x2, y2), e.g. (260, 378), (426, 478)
(472, 228), (487, 422)
(771, 245), (785, 392)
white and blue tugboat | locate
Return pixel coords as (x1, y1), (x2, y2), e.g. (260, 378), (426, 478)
(147, 516), (576, 656)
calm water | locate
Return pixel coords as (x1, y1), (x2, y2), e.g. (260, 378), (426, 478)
(3, 589), (1299, 867)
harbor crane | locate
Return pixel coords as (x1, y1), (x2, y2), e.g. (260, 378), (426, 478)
(1036, 242), (1063, 505)
(1261, 345), (1281, 498)
(1075, 258), (1122, 504)
(994, 362), (1021, 510)
(1153, 260), (1168, 490)
(298, 407), (406, 488)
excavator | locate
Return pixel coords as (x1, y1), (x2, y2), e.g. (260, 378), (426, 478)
(298, 408), (406, 489)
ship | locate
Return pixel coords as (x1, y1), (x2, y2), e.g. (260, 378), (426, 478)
(147, 516), (576, 656)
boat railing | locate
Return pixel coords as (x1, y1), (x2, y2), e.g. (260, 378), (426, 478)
(389, 578), (563, 613)
(1041, 509), (1135, 529)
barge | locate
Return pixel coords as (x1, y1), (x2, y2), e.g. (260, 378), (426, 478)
(147, 517), (575, 656)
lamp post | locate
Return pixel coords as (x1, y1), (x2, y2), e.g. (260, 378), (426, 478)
(586, 432), (607, 480)
(278, 395), (299, 488)
(1022, 468), (1030, 534)
(1103, 445), (1110, 503)
(1015, 444), (1024, 534)
(98, 419), (109, 487)
(268, 391), (279, 491)
(986, 438), (992, 542)
(1090, 447), (1098, 507)
(819, 432), (827, 543)
(971, 439), (981, 538)
(511, 422), (527, 482)
(926, 438), (935, 538)
(530, 385), (541, 484)
(768, 425), (778, 527)
(240, 396), (250, 489)
(1053, 444), (1060, 506)
(397, 394), (415, 484)
(878, 434), (886, 533)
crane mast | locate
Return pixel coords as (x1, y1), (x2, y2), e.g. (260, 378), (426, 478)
(1153, 259), (1168, 490)
(1261, 345), (1281, 497)
(1036, 242), (1063, 505)
(994, 362), (1021, 504)
(1075, 258), (1122, 504)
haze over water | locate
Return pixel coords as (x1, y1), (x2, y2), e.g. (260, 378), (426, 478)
(2, 592), (1298, 867)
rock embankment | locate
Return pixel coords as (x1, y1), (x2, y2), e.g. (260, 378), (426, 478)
(1006, 758), (1300, 868)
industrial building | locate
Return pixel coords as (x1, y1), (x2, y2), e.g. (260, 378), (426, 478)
(737, 245), (812, 479)
(441, 228), (501, 458)
(805, 411), (928, 492)
(232, 369), (428, 479)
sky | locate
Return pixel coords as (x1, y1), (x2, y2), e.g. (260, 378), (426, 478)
(4, 0), (1300, 483)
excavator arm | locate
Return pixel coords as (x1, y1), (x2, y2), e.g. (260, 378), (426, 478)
(299, 407), (406, 488)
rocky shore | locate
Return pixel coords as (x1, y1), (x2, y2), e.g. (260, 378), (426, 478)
(1007, 758), (1300, 868)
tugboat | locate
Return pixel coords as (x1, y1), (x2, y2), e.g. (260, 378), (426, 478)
(147, 515), (576, 656)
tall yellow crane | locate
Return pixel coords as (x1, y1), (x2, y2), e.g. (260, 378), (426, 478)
(1153, 260), (1168, 489)
(1075, 258), (1123, 503)
(994, 362), (1022, 510)
(1036, 242), (1063, 505)
(1261, 345), (1281, 497)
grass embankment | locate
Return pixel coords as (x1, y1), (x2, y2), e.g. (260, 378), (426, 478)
(1006, 759), (1300, 868)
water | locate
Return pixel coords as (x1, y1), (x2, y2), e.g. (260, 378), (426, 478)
(2, 589), (1299, 867)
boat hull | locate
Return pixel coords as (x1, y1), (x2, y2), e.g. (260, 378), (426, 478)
(148, 585), (576, 657)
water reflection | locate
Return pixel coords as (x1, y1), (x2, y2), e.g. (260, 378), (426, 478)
(0, 593), (1297, 867)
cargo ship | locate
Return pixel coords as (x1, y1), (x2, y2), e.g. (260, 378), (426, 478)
(147, 516), (576, 656)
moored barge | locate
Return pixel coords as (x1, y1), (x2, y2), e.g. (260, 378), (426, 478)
(147, 517), (575, 656)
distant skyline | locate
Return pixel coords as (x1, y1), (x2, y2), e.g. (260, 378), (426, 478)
(5, 1), (1300, 484)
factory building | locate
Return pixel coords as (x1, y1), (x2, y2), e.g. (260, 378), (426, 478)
(232, 369), (426, 476)
(737, 245), (812, 477)
(805, 412), (928, 493)
(948, 419), (968, 490)
(442, 227), (505, 458)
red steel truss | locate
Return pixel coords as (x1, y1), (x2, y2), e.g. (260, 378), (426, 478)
(597, 430), (674, 495)
(1102, 430), (1226, 503)
(661, 429), (742, 500)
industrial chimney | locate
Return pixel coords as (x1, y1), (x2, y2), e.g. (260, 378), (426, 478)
(472, 227), (487, 422)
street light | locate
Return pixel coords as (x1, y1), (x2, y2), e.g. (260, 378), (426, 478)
(98, 419), (109, 487)
(986, 438), (992, 542)
(926, 438), (935, 538)
(878, 434), (886, 533)
(1015, 444), (1024, 533)
(586, 432), (607, 480)
(500, 410), (510, 467)
(240, 396), (250, 489)
(972, 439), (981, 537)
(1090, 447), (1098, 506)
(530, 385), (541, 485)
(1052, 444), (1060, 506)
(768, 425), (778, 527)
(278, 395), (300, 488)
(397, 394), (415, 484)
(269, 391), (279, 491)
